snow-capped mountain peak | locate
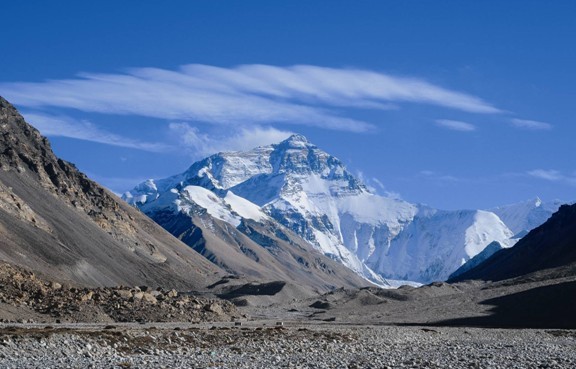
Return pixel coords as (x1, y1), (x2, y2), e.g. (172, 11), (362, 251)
(278, 133), (310, 147)
(123, 134), (560, 285)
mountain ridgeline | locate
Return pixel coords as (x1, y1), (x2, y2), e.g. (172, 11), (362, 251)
(450, 203), (576, 282)
(124, 134), (564, 285)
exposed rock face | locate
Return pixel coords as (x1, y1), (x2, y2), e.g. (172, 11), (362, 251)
(0, 96), (221, 289)
(450, 204), (576, 282)
(1, 96), (148, 245)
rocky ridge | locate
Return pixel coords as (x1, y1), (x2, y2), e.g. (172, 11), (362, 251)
(0, 96), (222, 289)
(0, 97), (132, 240)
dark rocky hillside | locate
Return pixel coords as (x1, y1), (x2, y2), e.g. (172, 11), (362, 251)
(0, 96), (222, 289)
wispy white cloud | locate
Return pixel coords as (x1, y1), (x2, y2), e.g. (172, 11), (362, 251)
(355, 170), (374, 192)
(1, 64), (501, 134)
(183, 64), (500, 113)
(371, 177), (386, 191)
(169, 123), (293, 157)
(355, 171), (402, 198)
(527, 169), (576, 185)
(419, 170), (462, 182)
(23, 112), (169, 152)
(511, 118), (552, 130)
(527, 169), (563, 181)
(435, 119), (476, 132)
(376, 187), (402, 200)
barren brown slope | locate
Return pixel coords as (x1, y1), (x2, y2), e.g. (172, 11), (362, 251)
(150, 206), (369, 295)
(0, 96), (222, 289)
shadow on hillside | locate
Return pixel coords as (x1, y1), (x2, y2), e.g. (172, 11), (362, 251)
(431, 280), (576, 329)
(217, 281), (287, 299)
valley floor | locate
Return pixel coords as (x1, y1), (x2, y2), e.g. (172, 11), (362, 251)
(0, 322), (575, 368)
(1, 262), (575, 368)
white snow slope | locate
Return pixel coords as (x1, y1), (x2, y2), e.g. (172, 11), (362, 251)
(490, 198), (565, 236)
(123, 134), (561, 284)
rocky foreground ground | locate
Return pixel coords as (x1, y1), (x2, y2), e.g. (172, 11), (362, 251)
(1, 263), (576, 368)
(0, 323), (575, 368)
(0, 263), (239, 324)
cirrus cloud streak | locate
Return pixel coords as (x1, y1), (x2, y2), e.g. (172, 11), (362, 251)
(23, 112), (169, 152)
(1, 64), (502, 133)
(435, 119), (476, 132)
(511, 118), (552, 130)
(527, 169), (576, 185)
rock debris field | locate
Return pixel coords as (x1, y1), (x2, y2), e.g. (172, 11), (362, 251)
(1, 323), (575, 369)
(0, 263), (239, 324)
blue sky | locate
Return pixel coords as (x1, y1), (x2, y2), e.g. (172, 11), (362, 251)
(1, 1), (574, 209)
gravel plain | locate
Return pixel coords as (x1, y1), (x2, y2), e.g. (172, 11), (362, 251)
(1, 322), (575, 369)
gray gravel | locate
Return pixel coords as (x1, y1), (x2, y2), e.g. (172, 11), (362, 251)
(1, 323), (575, 368)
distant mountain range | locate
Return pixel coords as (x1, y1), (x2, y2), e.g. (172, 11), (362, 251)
(124, 134), (567, 285)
